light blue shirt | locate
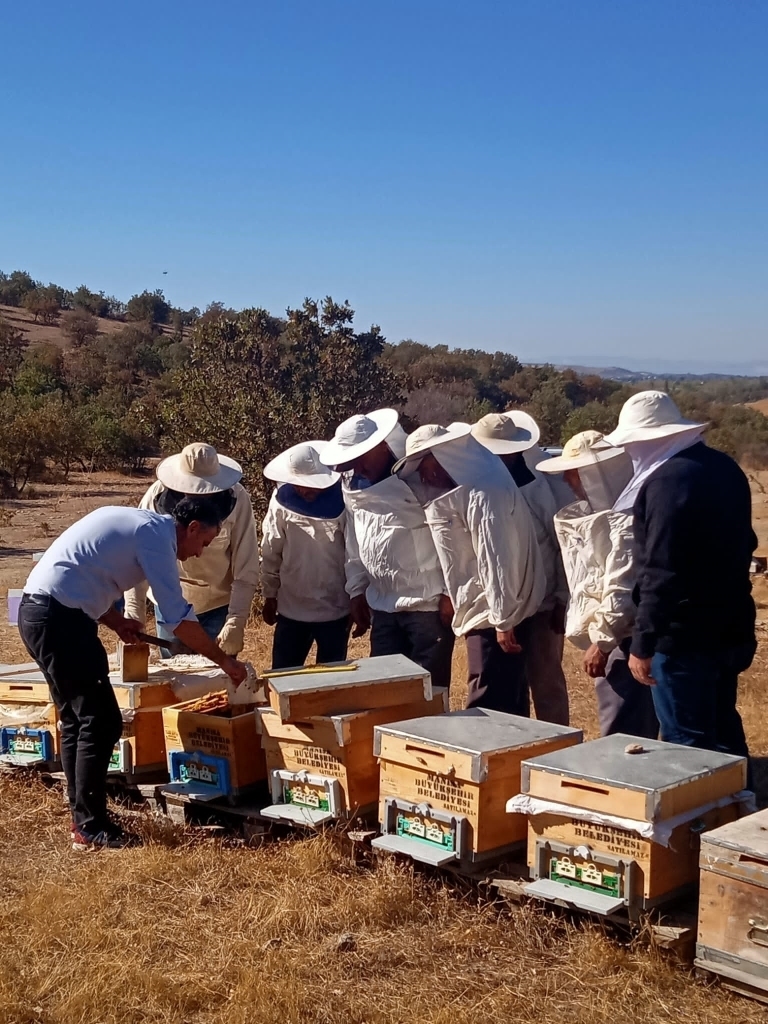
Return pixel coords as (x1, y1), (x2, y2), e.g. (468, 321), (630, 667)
(24, 506), (196, 630)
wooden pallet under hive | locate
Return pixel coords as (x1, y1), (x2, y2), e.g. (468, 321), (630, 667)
(695, 808), (768, 1003)
(515, 734), (749, 916)
(373, 709), (582, 866)
(257, 688), (448, 825)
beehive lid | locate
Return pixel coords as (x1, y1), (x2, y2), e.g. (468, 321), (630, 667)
(521, 733), (747, 822)
(267, 654), (431, 720)
(376, 708), (578, 754)
(700, 807), (768, 857)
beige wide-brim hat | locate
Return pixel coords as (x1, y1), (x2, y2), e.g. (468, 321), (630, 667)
(392, 422), (472, 475)
(156, 443), (243, 494)
(318, 408), (399, 467)
(537, 430), (625, 473)
(604, 390), (707, 446)
(471, 410), (541, 454)
(263, 440), (340, 489)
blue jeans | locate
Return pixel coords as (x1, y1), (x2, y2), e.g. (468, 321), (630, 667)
(650, 645), (753, 759)
(155, 604), (229, 659)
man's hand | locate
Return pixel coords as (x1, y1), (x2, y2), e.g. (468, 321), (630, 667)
(550, 603), (567, 636)
(629, 654), (656, 686)
(583, 643), (608, 679)
(99, 608), (144, 644)
(496, 628), (522, 654)
(350, 595), (371, 638)
(262, 598), (278, 627)
(221, 656), (248, 686)
(438, 594), (454, 630)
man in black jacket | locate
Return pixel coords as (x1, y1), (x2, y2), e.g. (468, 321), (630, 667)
(606, 391), (757, 759)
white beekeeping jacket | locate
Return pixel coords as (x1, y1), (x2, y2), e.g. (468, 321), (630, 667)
(555, 502), (635, 652)
(343, 474), (446, 613)
(123, 479), (259, 623)
(518, 471), (568, 612)
(260, 489), (349, 623)
(422, 434), (546, 635)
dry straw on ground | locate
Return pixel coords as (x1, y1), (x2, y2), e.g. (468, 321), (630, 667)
(1, 470), (768, 1023)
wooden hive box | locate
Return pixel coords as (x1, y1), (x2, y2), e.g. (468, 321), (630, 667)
(0, 664), (52, 705)
(162, 694), (267, 802)
(519, 734), (748, 914)
(0, 700), (60, 764)
(266, 654), (431, 722)
(110, 707), (168, 776)
(0, 664), (177, 710)
(110, 670), (177, 710)
(257, 688), (448, 825)
(373, 709), (582, 866)
(695, 809), (768, 1003)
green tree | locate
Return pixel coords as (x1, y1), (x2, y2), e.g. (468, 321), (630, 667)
(525, 379), (574, 445)
(0, 316), (27, 389)
(561, 401), (619, 444)
(61, 309), (99, 347)
(0, 270), (37, 307)
(23, 286), (62, 324)
(126, 289), (171, 324)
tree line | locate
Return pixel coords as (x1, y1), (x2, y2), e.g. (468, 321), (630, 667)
(1, 267), (767, 510)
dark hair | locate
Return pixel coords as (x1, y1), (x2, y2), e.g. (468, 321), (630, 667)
(156, 486), (236, 528)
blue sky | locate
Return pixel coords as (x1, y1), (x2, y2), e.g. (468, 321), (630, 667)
(1, 1), (766, 373)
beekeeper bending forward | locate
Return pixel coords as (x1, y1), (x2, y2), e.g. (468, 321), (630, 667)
(394, 424), (545, 716)
(124, 443), (260, 656)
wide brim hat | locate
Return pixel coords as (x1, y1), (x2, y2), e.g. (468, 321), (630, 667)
(156, 443), (242, 494)
(318, 408), (399, 467)
(263, 440), (340, 489)
(471, 410), (541, 454)
(604, 390), (707, 446)
(392, 422), (472, 475)
(537, 430), (626, 473)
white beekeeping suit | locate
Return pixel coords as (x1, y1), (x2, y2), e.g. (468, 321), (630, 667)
(398, 428), (546, 635)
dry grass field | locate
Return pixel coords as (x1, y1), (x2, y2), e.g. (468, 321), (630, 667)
(1, 469), (768, 1024)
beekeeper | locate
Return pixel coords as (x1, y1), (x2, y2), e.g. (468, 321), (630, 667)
(471, 412), (570, 725)
(538, 430), (658, 739)
(605, 391), (756, 758)
(124, 444), (259, 656)
(18, 500), (248, 851)
(319, 409), (454, 689)
(394, 424), (545, 716)
(261, 441), (351, 669)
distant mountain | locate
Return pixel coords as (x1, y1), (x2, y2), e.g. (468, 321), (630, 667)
(537, 363), (768, 383)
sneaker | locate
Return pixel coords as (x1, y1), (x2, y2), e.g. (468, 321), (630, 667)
(71, 828), (134, 852)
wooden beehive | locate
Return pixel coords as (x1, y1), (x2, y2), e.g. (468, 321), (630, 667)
(162, 694), (267, 800)
(110, 707), (168, 776)
(695, 809), (768, 1003)
(257, 688), (448, 823)
(266, 654), (431, 722)
(0, 700), (60, 764)
(373, 709), (582, 865)
(0, 664), (51, 705)
(521, 734), (748, 911)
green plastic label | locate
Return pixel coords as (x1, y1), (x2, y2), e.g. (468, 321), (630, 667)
(549, 856), (621, 898)
(284, 785), (330, 811)
(396, 813), (455, 851)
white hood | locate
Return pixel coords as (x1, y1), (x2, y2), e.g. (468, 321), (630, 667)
(554, 500), (635, 651)
(579, 452), (634, 513)
(423, 434), (546, 634)
(343, 474), (445, 613)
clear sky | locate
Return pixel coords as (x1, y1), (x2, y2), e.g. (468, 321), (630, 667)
(1, 1), (766, 373)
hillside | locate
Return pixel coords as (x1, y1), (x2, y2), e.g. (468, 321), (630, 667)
(0, 303), (176, 348)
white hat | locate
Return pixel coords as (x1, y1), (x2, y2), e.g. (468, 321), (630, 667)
(392, 422), (472, 475)
(156, 443), (242, 494)
(263, 441), (340, 489)
(471, 411), (540, 454)
(604, 391), (707, 446)
(537, 430), (625, 473)
(319, 408), (399, 467)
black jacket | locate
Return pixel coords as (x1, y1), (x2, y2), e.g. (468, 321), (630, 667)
(630, 442), (757, 659)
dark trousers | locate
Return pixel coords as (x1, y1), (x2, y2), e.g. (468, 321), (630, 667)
(465, 618), (533, 717)
(271, 614), (352, 671)
(370, 609), (454, 691)
(595, 644), (659, 740)
(18, 594), (123, 835)
(650, 645), (753, 759)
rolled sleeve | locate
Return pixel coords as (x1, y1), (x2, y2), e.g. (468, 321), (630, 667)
(136, 520), (196, 631)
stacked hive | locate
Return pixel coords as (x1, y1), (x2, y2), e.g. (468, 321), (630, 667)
(257, 654), (446, 825)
